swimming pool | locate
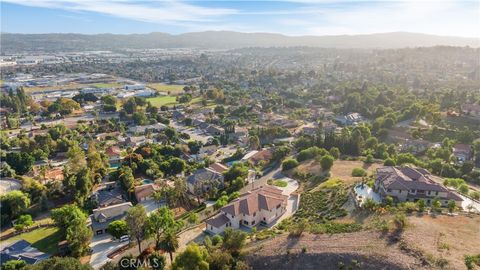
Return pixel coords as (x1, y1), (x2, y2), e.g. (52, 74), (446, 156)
(142, 179), (154, 185)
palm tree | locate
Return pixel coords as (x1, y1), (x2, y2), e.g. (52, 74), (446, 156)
(159, 230), (179, 263)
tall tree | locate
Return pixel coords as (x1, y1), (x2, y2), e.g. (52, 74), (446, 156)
(159, 230), (179, 262)
(146, 207), (180, 249)
(125, 204), (148, 254)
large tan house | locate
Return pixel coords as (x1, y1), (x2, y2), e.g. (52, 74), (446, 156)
(374, 166), (463, 207)
(206, 186), (287, 234)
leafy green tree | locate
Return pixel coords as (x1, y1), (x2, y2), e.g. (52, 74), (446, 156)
(459, 184), (469, 194)
(272, 146), (290, 161)
(282, 159), (299, 171)
(416, 199), (426, 212)
(214, 195), (229, 210)
(23, 257), (92, 270)
(329, 147), (340, 159)
(73, 167), (93, 206)
(187, 212), (199, 225)
(107, 220), (129, 239)
(123, 98), (137, 114)
(5, 152), (34, 175)
(248, 135), (260, 150)
(146, 207), (180, 248)
(384, 158), (396, 166)
(208, 249), (234, 270)
(1, 259), (26, 270)
(118, 166), (135, 193)
(66, 143), (86, 174)
(51, 204), (92, 257)
(67, 220), (93, 257)
(447, 200), (456, 213)
(222, 228), (247, 255)
(223, 162), (249, 182)
(87, 143), (108, 183)
(0, 190), (30, 219)
(432, 198), (442, 213)
(159, 230), (179, 262)
(1, 163), (16, 178)
(14, 214), (34, 231)
(320, 155), (334, 171)
(126, 204), (148, 254)
(172, 243), (208, 270)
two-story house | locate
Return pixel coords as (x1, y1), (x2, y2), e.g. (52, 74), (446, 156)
(374, 166), (462, 207)
(89, 202), (132, 235)
(205, 186), (288, 234)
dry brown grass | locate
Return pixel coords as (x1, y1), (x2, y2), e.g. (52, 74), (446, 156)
(403, 214), (480, 270)
(296, 160), (382, 186)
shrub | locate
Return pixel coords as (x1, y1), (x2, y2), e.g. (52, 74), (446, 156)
(351, 168), (367, 177)
(393, 212), (407, 231)
(297, 147), (327, 162)
(282, 159), (299, 171)
(365, 154), (374, 163)
(273, 180), (288, 187)
(464, 254), (480, 270)
(320, 155), (334, 171)
(403, 202), (417, 213)
(329, 147), (340, 159)
(470, 191), (480, 200)
(458, 184), (469, 194)
(14, 214), (33, 231)
(416, 199), (426, 212)
(384, 158), (396, 166)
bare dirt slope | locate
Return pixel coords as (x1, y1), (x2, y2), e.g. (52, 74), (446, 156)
(246, 231), (429, 270)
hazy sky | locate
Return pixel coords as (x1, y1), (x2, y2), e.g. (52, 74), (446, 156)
(2, 0), (479, 37)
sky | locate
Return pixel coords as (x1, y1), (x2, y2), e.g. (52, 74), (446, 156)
(1, 0), (479, 38)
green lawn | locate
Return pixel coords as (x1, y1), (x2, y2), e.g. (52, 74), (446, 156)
(147, 96), (178, 107)
(147, 83), (185, 95)
(3, 227), (63, 255)
(91, 83), (122, 88)
(273, 180), (288, 187)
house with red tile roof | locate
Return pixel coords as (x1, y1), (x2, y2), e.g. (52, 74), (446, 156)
(374, 166), (462, 207)
(206, 186), (287, 234)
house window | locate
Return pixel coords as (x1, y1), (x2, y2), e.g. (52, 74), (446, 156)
(253, 212), (256, 217)
(387, 189), (392, 192)
(277, 204), (281, 209)
(243, 220), (248, 225)
(435, 191), (438, 195)
(252, 220), (255, 225)
(263, 217), (266, 221)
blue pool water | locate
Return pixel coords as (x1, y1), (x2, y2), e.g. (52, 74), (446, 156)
(142, 179), (154, 185)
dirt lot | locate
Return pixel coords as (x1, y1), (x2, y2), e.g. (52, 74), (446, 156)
(402, 214), (480, 270)
(297, 160), (382, 185)
(246, 231), (428, 270)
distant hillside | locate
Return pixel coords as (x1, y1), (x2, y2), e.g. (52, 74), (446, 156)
(1, 31), (478, 53)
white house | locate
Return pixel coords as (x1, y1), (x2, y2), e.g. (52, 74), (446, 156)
(205, 186), (287, 234)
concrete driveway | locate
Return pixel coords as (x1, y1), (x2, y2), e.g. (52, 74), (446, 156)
(90, 234), (128, 269)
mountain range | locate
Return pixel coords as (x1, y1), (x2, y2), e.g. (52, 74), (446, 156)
(1, 31), (478, 53)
